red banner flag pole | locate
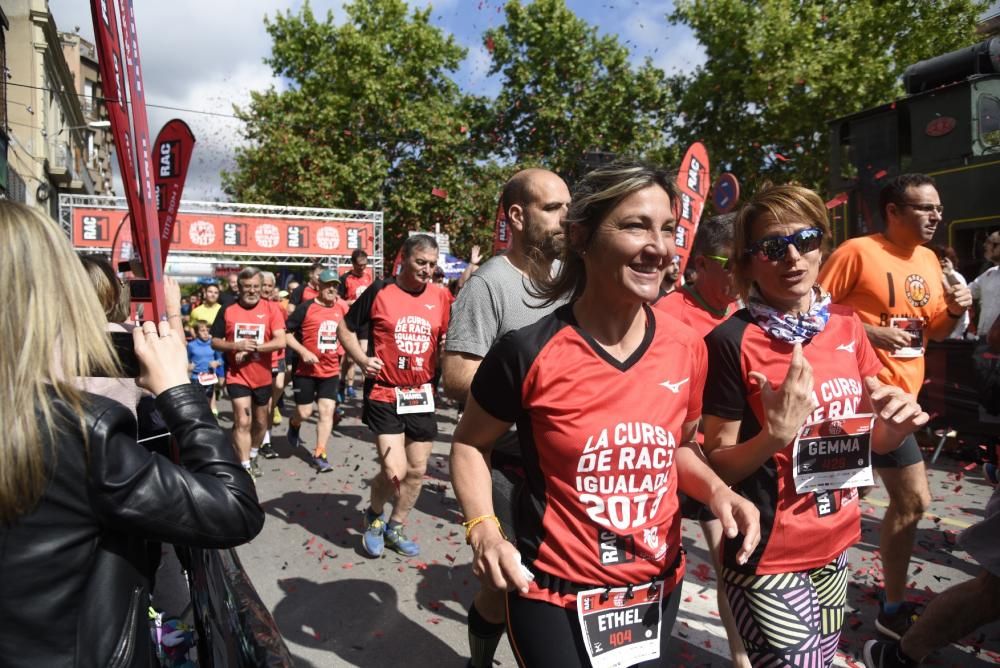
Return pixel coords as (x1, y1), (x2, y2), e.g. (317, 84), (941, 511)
(674, 142), (711, 275)
(91, 0), (167, 319)
(154, 119), (196, 266)
(492, 196), (510, 255)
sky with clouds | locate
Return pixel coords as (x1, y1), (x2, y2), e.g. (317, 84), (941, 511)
(46, 0), (704, 202)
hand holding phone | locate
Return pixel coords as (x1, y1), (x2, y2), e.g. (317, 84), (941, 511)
(132, 320), (190, 394)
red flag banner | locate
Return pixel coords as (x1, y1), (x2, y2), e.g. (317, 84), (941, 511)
(90, 0), (139, 230)
(154, 119), (196, 266)
(118, 0), (166, 317)
(674, 142), (711, 274)
(91, 0), (167, 318)
(492, 197), (510, 255)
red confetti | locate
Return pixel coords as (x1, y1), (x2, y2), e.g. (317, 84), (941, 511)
(874, 169), (888, 179)
(485, 36), (495, 53)
(775, 153), (789, 162)
(431, 187), (448, 199)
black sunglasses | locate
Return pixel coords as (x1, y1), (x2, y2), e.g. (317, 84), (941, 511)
(745, 227), (824, 261)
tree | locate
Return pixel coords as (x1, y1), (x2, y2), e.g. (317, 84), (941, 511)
(223, 0), (502, 253)
(670, 0), (988, 194)
(485, 0), (678, 182)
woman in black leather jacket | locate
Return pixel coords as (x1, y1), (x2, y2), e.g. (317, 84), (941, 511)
(0, 202), (265, 666)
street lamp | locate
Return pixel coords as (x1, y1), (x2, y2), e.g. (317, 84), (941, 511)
(60, 120), (111, 133)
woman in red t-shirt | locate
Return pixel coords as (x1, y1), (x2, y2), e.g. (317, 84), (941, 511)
(702, 184), (928, 667)
(451, 162), (760, 667)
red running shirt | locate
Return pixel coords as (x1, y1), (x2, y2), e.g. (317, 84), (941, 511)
(339, 270), (374, 302)
(703, 305), (883, 575)
(653, 285), (736, 339)
(344, 278), (451, 403)
(269, 300), (287, 364)
(287, 298), (350, 379)
(211, 300), (286, 388)
(472, 305), (705, 608)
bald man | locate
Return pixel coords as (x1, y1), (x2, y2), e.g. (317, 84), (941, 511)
(443, 168), (571, 668)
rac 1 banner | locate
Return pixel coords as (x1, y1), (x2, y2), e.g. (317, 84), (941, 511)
(674, 142), (711, 274)
(155, 119), (196, 266)
(74, 207), (375, 257)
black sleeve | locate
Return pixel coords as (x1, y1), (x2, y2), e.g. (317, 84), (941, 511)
(289, 284), (306, 306)
(88, 384), (264, 548)
(286, 300), (310, 335)
(209, 304), (229, 340)
(344, 278), (385, 333)
(337, 273), (350, 299)
(470, 330), (528, 423)
(702, 314), (750, 420)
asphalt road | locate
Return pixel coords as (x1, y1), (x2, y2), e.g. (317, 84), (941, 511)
(227, 394), (1000, 667)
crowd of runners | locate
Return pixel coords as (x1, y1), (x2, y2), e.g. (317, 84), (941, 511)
(166, 163), (1000, 668)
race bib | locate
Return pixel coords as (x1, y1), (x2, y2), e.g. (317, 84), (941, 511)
(793, 414), (875, 494)
(576, 582), (664, 668)
(234, 322), (265, 345)
(197, 371), (218, 386)
(317, 320), (339, 353)
(889, 317), (924, 358)
(395, 383), (435, 414)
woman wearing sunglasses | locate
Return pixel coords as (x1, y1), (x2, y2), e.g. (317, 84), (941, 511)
(451, 162), (760, 667)
(701, 184), (928, 667)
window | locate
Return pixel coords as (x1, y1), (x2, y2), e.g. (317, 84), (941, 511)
(979, 94), (1000, 148)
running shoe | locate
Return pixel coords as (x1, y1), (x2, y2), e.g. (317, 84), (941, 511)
(286, 424), (300, 449)
(346, 386), (357, 399)
(312, 453), (333, 473)
(272, 406), (282, 426)
(362, 509), (388, 557)
(875, 600), (920, 640)
(384, 523), (420, 557)
(863, 639), (915, 667)
(211, 407), (219, 417)
(259, 444), (280, 459)
(250, 456), (262, 478)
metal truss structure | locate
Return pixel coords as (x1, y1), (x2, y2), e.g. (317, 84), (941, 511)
(58, 194), (385, 276)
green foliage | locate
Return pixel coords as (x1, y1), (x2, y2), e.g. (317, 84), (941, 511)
(223, 0), (502, 254)
(486, 0), (678, 181)
(669, 0), (988, 194)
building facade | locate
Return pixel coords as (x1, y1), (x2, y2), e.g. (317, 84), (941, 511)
(5, 0), (111, 218)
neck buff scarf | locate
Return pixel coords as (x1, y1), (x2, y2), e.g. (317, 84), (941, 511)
(747, 284), (831, 344)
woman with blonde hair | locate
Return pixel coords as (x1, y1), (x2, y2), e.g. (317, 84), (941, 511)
(701, 184), (928, 667)
(0, 202), (264, 667)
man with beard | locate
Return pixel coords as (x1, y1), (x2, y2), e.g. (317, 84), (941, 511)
(212, 267), (287, 476)
(819, 173), (972, 639)
(339, 234), (452, 558)
(441, 168), (571, 668)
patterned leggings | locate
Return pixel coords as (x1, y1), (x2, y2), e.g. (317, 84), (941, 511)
(722, 551), (848, 668)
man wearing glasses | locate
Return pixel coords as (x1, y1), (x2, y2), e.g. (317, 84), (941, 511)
(969, 230), (1000, 341)
(819, 173), (972, 641)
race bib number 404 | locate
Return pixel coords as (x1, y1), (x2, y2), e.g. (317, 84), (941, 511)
(577, 582), (664, 668)
(793, 414), (875, 494)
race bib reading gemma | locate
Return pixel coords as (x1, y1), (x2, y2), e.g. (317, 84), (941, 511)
(576, 582), (664, 668)
(793, 414), (875, 494)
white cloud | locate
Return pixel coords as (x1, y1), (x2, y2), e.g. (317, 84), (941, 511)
(616, 0), (705, 75)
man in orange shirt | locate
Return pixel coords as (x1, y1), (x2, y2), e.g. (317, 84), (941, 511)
(819, 173), (972, 639)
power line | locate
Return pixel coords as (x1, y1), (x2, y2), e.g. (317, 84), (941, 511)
(6, 81), (243, 120)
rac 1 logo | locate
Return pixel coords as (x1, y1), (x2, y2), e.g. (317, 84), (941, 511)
(158, 140), (179, 178)
(687, 157), (702, 192)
